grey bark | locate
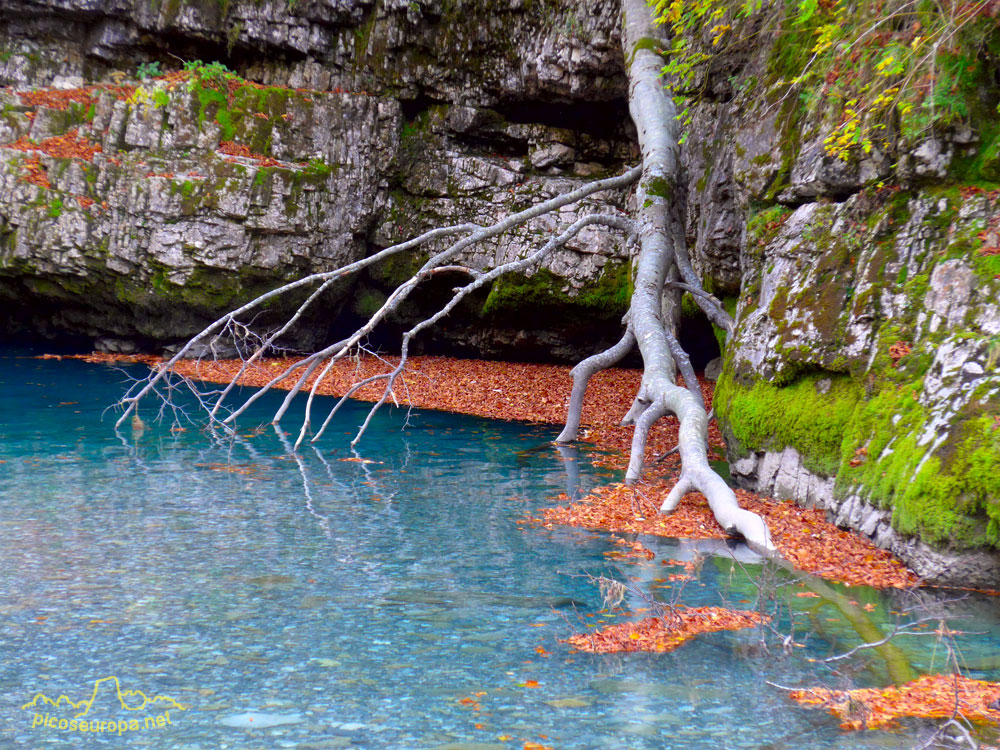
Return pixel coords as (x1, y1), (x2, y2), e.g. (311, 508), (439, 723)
(556, 326), (636, 443)
(616, 0), (774, 554)
(114, 0), (774, 556)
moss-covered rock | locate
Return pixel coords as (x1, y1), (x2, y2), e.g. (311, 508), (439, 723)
(716, 370), (862, 477)
(721, 184), (1000, 575)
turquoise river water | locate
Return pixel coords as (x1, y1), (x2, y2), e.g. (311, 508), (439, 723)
(0, 348), (998, 749)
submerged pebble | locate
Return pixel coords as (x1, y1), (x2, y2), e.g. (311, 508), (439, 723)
(219, 711), (304, 728)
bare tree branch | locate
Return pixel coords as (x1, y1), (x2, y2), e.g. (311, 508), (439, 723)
(114, 1), (775, 559)
(115, 166), (640, 430)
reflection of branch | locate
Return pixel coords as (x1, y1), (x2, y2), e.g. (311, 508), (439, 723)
(554, 443), (582, 501)
(820, 616), (955, 664)
(920, 718), (977, 750)
(274, 425), (332, 537)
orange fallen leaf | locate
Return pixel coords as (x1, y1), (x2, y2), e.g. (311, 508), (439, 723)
(565, 607), (768, 654)
(789, 673), (1000, 730)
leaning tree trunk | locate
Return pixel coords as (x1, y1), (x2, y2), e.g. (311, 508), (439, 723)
(614, 0), (774, 554)
(114, 0), (775, 556)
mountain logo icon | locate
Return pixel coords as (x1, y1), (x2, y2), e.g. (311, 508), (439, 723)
(22, 676), (186, 735)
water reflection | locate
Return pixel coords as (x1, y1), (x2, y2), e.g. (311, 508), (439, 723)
(0, 350), (997, 749)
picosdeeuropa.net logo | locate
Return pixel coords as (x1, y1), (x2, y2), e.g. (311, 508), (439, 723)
(22, 675), (187, 735)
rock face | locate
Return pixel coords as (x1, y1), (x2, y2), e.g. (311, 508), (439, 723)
(0, 0), (634, 359)
(675, 5), (1000, 585)
(1, 0), (998, 583)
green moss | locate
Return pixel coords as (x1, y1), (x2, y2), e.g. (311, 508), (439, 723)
(708, 295), (738, 354)
(352, 5), (378, 70)
(629, 36), (661, 64)
(680, 292), (700, 319)
(577, 260), (633, 312)
(367, 249), (430, 289)
(351, 286), (388, 318)
(644, 176), (673, 200)
(47, 198), (63, 219)
(716, 369), (863, 476)
(481, 268), (571, 317)
(973, 251), (1000, 279)
(482, 261), (632, 320)
(214, 108), (234, 141)
(251, 166), (272, 187)
(839, 382), (1000, 548)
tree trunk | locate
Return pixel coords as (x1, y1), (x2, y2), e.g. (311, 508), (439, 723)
(618, 0), (775, 555)
(115, 0), (776, 556)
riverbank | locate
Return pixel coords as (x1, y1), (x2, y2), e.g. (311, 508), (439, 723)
(73, 351), (917, 587)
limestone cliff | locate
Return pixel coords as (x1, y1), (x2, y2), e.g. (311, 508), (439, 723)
(0, 0), (634, 359)
(0, 0), (998, 583)
(677, 2), (1000, 585)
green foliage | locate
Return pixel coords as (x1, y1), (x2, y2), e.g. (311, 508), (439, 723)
(651, 0), (768, 135)
(47, 198), (63, 219)
(183, 61), (239, 141)
(136, 61), (162, 80)
(183, 60), (236, 79)
(652, 0), (1000, 161)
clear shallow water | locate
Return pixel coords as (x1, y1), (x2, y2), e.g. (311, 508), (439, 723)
(0, 348), (998, 749)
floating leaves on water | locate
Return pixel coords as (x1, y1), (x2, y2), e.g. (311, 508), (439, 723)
(565, 608), (769, 654)
(74, 351), (917, 588)
(789, 673), (1000, 730)
(534, 483), (918, 588)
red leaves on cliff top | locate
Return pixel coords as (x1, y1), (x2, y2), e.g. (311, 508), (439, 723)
(5, 130), (102, 162)
(218, 140), (284, 167)
(564, 608), (769, 654)
(19, 156), (49, 188)
(789, 673), (1000, 730)
(14, 84), (135, 111)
